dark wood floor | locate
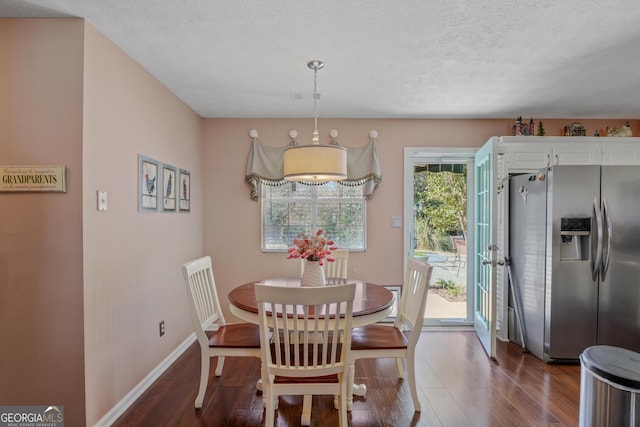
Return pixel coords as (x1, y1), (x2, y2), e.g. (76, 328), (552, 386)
(113, 331), (581, 426)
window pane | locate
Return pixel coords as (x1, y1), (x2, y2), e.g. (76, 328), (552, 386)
(262, 184), (313, 250)
(289, 183), (312, 198)
(339, 185), (365, 198)
(317, 202), (365, 250)
(317, 182), (341, 198)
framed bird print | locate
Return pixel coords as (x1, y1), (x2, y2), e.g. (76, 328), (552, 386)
(138, 155), (159, 212)
(161, 163), (177, 212)
(179, 168), (190, 212)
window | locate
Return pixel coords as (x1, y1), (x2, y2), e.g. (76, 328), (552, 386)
(261, 181), (366, 252)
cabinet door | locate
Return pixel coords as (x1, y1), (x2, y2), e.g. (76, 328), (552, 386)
(503, 143), (552, 171)
(552, 143), (601, 165)
(602, 141), (640, 165)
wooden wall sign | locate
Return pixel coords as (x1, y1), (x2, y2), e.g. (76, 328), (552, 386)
(0, 165), (67, 192)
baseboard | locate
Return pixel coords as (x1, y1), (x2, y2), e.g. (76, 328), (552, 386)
(93, 333), (196, 427)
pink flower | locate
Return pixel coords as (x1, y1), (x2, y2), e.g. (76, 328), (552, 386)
(287, 229), (337, 263)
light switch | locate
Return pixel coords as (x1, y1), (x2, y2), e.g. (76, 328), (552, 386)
(391, 216), (402, 228)
(97, 190), (108, 211)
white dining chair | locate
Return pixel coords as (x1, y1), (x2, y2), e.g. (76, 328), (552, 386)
(324, 249), (349, 283)
(182, 256), (261, 409)
(348, 257), (433, 411)
(255, 282), (356, 427)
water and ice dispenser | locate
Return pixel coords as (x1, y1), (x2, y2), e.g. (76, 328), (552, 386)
(560, 217), (591, 261)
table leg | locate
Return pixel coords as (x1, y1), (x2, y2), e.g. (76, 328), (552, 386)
(352, 383), (367, 397)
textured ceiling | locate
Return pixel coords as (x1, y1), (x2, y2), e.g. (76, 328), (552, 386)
(3, 0), (640, 119)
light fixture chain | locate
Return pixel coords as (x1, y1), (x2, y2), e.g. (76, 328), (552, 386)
(313, 65), (318, 135)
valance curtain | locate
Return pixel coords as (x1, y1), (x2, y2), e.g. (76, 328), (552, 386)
(245, 139), (382, 201)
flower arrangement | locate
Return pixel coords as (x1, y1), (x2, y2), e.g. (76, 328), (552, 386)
(287, 229), (337, 265)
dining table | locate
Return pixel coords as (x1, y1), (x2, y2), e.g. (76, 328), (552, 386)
(228, 277), (395, 425)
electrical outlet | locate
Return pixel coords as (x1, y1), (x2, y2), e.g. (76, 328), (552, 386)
(159, 320), (165, 337)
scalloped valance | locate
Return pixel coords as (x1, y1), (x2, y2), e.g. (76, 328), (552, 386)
(245, 139), (382, 201)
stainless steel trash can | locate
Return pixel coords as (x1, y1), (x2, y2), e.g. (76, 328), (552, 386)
(579, 346), (640, 427)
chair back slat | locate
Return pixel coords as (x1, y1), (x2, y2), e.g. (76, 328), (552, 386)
(396, 258), (433, 344)
(255, 283), (356, 378)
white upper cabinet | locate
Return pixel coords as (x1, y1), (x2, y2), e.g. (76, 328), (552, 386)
(501, 141), (553, 171)
(601, 138), (640, 165)
(551, 142), (601, 165)
(495, 136), (640, 171)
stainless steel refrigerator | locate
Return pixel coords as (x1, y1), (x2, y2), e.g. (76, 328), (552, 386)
(509, 165), (640, 362)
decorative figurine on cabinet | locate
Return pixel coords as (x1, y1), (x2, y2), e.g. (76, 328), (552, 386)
(512, 116), (535, 136)
(537, 121), (546, 136)
(565, 121), (586, 136)
(606, 122), (632, 137)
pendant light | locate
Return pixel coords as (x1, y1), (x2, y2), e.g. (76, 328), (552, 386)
(283, 60), (347, 182)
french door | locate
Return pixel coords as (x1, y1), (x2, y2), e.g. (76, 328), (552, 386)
(473, 141), (497, 359)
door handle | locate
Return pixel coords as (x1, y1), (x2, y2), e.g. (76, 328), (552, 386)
(481, 259), (504, 267)
(601, 198), (611, 281)
(483, 244), (503, 266)
(591, 198), (603, 282)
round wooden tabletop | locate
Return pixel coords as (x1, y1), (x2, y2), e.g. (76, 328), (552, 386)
(228, 278), (394, 325)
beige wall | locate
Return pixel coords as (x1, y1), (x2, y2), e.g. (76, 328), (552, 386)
(1, 19), (203, 426)
(202, 118), (640, 323)
(81, 24), (203, 424)
(0, 19), (86, 426)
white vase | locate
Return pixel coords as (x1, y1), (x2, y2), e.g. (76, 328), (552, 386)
(301, 260), (326, 287)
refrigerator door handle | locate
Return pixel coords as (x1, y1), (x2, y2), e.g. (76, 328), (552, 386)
(591, 198), (603, 281)
(601, 198), (612, 281)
